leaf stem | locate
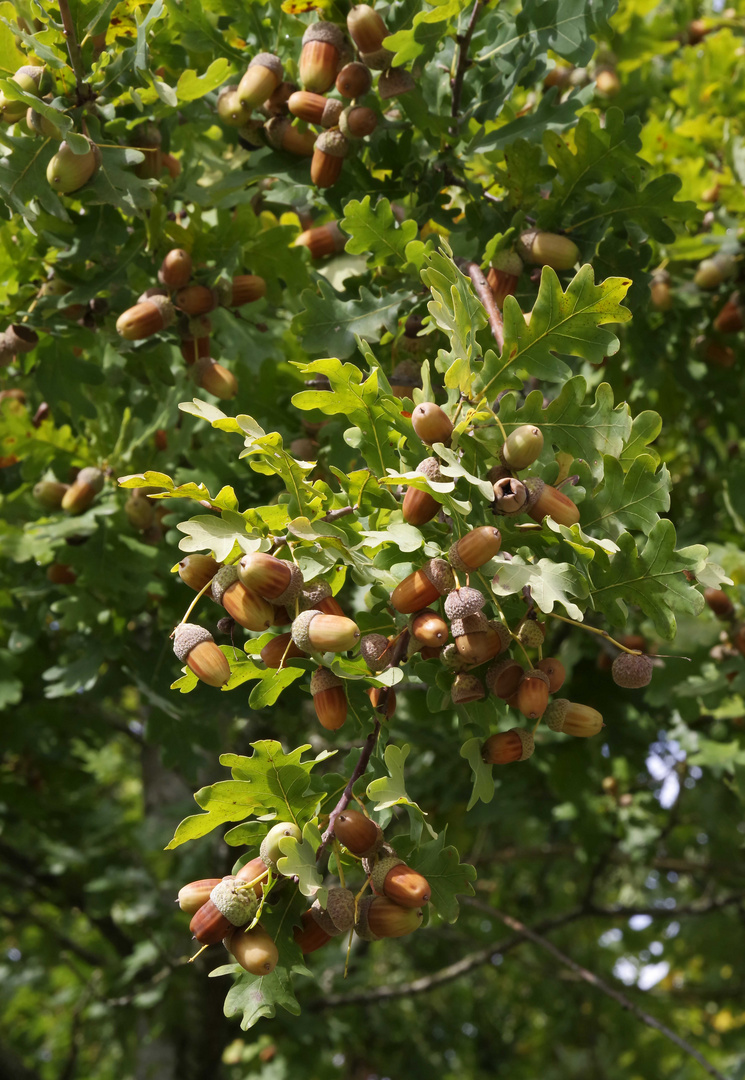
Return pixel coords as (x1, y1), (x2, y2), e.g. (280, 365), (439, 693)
(175, 578), (214, 629)
(547, 612), (642, 654)
(316, 719), (382, 863)
(58, 0), (91, 104)
(450, 0), (483, 127)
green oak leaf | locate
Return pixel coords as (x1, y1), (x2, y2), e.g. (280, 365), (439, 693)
(568, 173), (699, 244)
(366, 743), (437, 838)
(276, 822), (325, 901)
(383, 0), (464, 68)
(545, 108), (644, 210)
(176, 58), (231, 102)
(222, 965), (301, 1030)
(402, 831), (477, 923)
(421, 244), (487, 392)
(583, 455), (671, 539)
(490, 554), (590, 620)
(460, 737), (496, 811)
(341, 196), (418, 267)
(292, 278), (410, 359)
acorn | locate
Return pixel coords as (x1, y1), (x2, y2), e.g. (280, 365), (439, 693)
(33, 480), (69, 510)
(650, 271), (673, 311)
(294, 909), (332, 953)
(370, 856), (430, 908)
(377, 68), (415, 99)
(611, 652), (653, 689)
(299, 23), (346, 93)
(693, 253), (736, 289)
(46, 563), (77, 585)
(336, 61), (372, 98)
(260, 632), (307, 668)
(516, 669), (550, 720)
(536, 656), (565, 692)
(239, 552), (304, 605)
(714, 294), (744, 335)
(339, 105), (377, 139)
(173, 623), (231, 687)
(224, 924), (279, 975)
(158, 248), (193, 289)
(217, 86), (253, 127)
(391, 558), (455, 615)
(177, 878), (223, 914)
(260, 821), (302, 869)
(291, 609), (360, 652)
(295, 221), (346, 259)
(444, 587), (486, 620)
(455, 621), (509, 665)
(0, 66), (44, 123)
(216, 275), (267, 308)
(482, 728), (535, 764)
(261, 80), (296, 117)
(235, 856), (270, 895)
(237, 53), (284, 110)
(211, 566), (274, 631)
(61, 467), (104, 514)
(0, 388), (25, 404)
(451, 673), (485, 703)
(116, 296), (175, 340)
(264, 116), (317, 156)
(46, 138), (100, 194)
(311, 668), (347, 730)
(190, 878), (259, 945)
(390, 358), (423, 395)
(311, 129), (349, 188)
(493, 476), (528, 515)
(367, 686), (396, 718)
(299, 579), (344, 616)
(704, 588), (735, 619)
(1, 323), (38, 358)
(486, 657), (524, 699)
(410, 609), (449, 648)
(179, 331), (210, 365)
(192, 357), (238, 400)
(355, 896), (423, 940)
(175, 285), (218, 316)
(501, 425), (544, 470)
(360, 633), (391, 672)
(124, 489), (155, 531)
(178, 554), (221, 591)
(26, 107), (63, 139)
(595, 67), (620, 96)
(411, 401), (453, 445)
(333, 808), (383, 856)
(347, 5), (391, 66)
(288, 90), (343, 128)
(486, 250), (523, 309)
(448, 526), (502, 571)
(517, 230), (579, 271)
(700, 340), (735, 369)
(544, 699), (603, 737)
(524, 478), (580, 527)
(516, 617), (545, 648)
(402, 457), (443, 526)
(133, 123), (162, 178)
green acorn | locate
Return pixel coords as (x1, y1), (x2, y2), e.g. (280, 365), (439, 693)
(260, 821), (302, 869)
(0, 66), (45, 124)
(26, 107), (63, 139)
(46, 138), (100, 194)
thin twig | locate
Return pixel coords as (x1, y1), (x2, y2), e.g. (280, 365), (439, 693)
(316, 720), (382, 862)
(456, 258), (505, 353)
(58, 0), (91, 103)
(483, 905), (729, 1080)
(450, 0), (482, 125)
(320, 506), (355, 523)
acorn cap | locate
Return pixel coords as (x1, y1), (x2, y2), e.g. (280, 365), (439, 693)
(450, 612), (490, 638)
(274, 563), (304, 607)
(315, 129), (349, 159)
(417, 456), (442, 481)
(441, 643), (468, 670)
(299, 578), (332, 609)
(517, 619), (545, 647)
(611, 653), (654, 688)
(210, 878), (260, 926)
(544, 698), (570, 731)
(310, 668), (344, 695)
(360, 632), (390, 671)
(310, 899), (343, 936)
(451, 673), (485, 703)
(76, 466), (104, 491)
(444, 587), (486, 619)
(264, 116), (291, 150)
(523, 476), (545, 510)
(325, 887), (356, 932)
(522, 667), (550, 686)
(488, 621), (512, 654)
(491, 250), (524, 276)
(354, 895), (377, 940)
(370, 854), (404, 894)
(493, 477), (528, 514)
(211, 564), (240, 605)
(378, 68), (415, 99)
(423, 558), (455, 595)
(250, 52), (284, 79)
(302, 22), (346, 48)
(511, 728), (535, 760)
(291, 609), (321, 651)
(173, 622), (214, 662)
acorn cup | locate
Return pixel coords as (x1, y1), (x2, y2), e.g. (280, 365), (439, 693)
(260, 632), (307, 669)
(360, 633), (390, 672)
(217, 86), (253, 127)
(190, 878), (259, 945)
(486, 250), (523, 309)
(158, 248), (192, 289)
(178, 554), (221, 591)
(291, 609), (360, 652)
(61, 467), (104, 514)
(516, 669), (550, 720)
(347, 5), (391, 67)
(288, 90), (343, 128)
(116, 296), (175, 340)
(177, 878), (223, 914)
(451, 673), (485, 703)
(262, 80), (296, 117)
(448, 526), (502, 571)
(402, 457), (443, 526)
(295, 221), (346, 260)
(339, 105), (378, 139)
(391, 558), (455, 615)
(355, 896), (423, 940)
(311, 129), (349, 188)
(492, 476), (528, 515)
(334, 808), (383, 856)
(211, 566), (274, 631)
(0, 66), (44, 123)
(299, 578), (344, 616)
(238, 552), (304, 604)
(411, 401), (453, 445)
(501, 425), (544, 470)
(299, 23), (346, 93)
(482, 728), (535, 764)
(311, 668), (347, 730)
(367, 685), (396, 718)
(486, 657), (524, 699)
(264, 116), (317, 156)
(33, 480), (69, 510)
(0, 324), (38, 361)
(544, 699), (604, 737)
(611, 652), (654, 688)
(410, 609), (449, 648)
(516, 230), (579, 271)
(524, 478), (580, 527)
(370, 855), (431, 908)
(378, 68), (415, 99)
(46, 138), (101, 194)
(173, 623), (231, 687)
(336, 61), (372, 98)
(237, 53), (284, 110)
(224, 924), (279, 976)
(192, 357), (238, 400)
(175, 285), (218, 316)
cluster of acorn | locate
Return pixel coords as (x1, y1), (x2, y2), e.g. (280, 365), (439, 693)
(115, 247), (266, 399)
(32, 467), (105, 585)
(704, 585), (745, 663)
(179, 810), (430, 970)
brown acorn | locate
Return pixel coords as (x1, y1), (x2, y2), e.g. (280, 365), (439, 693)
(486, 657), (524, 700)
(173, 623), (230, 687)
(650, 271), (673, 311)
(339, 105), (378, 139)
(294, 909), (332, 953)
(237, 53), (284, 110)
(595, 67), (620, 96)
(46, 563), (77, 585)
(189, 901), (232, 945)
(544, 699), (603, 737)
(356, 896), (422, 940)
(178, 554), (220, 591)
(367, 685), (396, 718)
(158, 248), (193, 289)
(377, 68), (415, 100)
(347, 5), (391, 67)
(391, 558), (455, 615)
(336, 61), (372, 98)
(333, 808), (383, 856)
(371, 857), (430, 908)
(220, 275), (267, 308)
(516, 669), (550, 720)
(291, 609), (360, 652)
(402, 457), (443, 526)
(299, 23), (346, 93)
(311, 129), (349, 188)
(217, 86), (252, 127)
(311, 668), (347, 730)
(61, 467), (104, 514)
(524, 478), (580, 527)
(261, 80), (296, 117)
(116, 296), (175, 340)
(411, 402), (453, 446)
(714, 294), (744, 334)
(288, 90), (343, 128)
(177, 878), (223, 914)
(492, 476), (528, 515)
(486, 250), (523, 309)
(516, 230), (579, 271)
(192, 357), (238, 400)
(410, 609), (449, 648)
(238, 552), (304, 604)
(704, 588), (735, 619)
(536, 657), (565, 692)
(448, 526), (502, 571)
(175, 285), (218, 316)
(234, 856), (270, 895)
(482, 728), (535, 764)
(455, 623), (509, 665)
(611, 653), (654, 689)
(212, 567), (274, 631)
(295, 221), (346, 260)
(224, 924), (279, 975)
(260, 632), (307, 668)
(264, 116), (317, 156)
